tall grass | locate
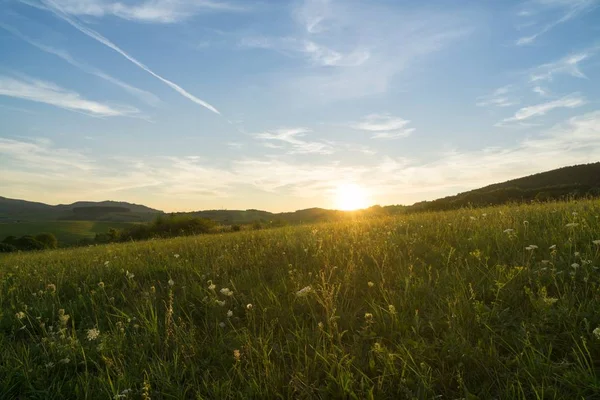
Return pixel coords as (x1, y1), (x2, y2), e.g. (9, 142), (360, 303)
(1, 200), (600, 399)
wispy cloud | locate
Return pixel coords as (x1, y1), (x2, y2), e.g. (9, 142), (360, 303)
(533, 86), (549, 96)
(0, 23), (160, 106)
(243, 0), (471, 102)
(515, 0), (598, 45)
(0, 137), (95, 171)
(0, 75), (140, 117)
(254, 128), (334, 154)
(529, 49), (597, 82)
(476, 85), (520, 108)
(499, 93), (586, 124)
(350, 114), (414, 139)
(29, 0), (246, 23)
(240, 36), (370, 67)
(31, 0), (220, 114)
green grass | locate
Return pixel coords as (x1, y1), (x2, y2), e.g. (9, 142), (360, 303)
(0, 221), (140, 244)
(1, 200), (600, 399)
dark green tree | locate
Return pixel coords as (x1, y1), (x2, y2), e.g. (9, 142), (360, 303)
(14, 236), (45, 251)
(0, 243), (17, 253)
(35, 233), (58, 249)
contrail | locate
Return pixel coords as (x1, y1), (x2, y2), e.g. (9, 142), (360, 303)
(0, 23), (160, 106)
(38, 0), (220, 114)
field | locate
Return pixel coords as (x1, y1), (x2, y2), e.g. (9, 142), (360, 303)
(0, 221), (141, 245)
(1, 200), (600, 399)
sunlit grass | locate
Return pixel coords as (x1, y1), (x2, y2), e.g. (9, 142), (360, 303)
(1, 199), (600, 398)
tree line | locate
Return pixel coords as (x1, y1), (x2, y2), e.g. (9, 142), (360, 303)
(1, 233), (58, 252)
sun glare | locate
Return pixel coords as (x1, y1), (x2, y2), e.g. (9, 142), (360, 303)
(335, 183), (369, 211)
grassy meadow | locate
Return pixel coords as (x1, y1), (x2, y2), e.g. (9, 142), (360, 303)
(1, 200), (600, 399)
(0, 221), (141, 245)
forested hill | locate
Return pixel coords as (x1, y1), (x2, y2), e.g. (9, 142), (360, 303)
(409, 162), (600, 212)
(0, 197), (162, 222)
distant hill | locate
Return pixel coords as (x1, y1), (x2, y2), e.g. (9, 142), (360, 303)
(179, 207), (356, 225)
(2, 162), (599, 227)
(409, 162), (600, 212)
(0, 197), (162, 223)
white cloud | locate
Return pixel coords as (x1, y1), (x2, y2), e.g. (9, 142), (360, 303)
(254, 128), (334, 154)
(0, 23), (160, 106)
(243, 0), (471, 102)
(529, 49), (597, 82)
(533, 86), (549, 96)
(515, 0), (597, 46)
(0, 137), (95, 170)
(0, 75), (140, 117)
(500, 93), (586, 124)
(350, 114), (414, 139)
(240, 36), (370, 67)
(476, 85), (520, 108)
(33, 0), (220, 114)
(36, 0), (246, 23)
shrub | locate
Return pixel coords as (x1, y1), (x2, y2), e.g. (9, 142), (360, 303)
(35, 233), (59, 249)
(0, 243), (17, 253)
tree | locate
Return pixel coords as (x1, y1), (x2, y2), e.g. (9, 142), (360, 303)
(14, 236), (45, 251)
(35, 233), (58, 249)
(0, 243), (17, 253)
(2, 235), (17, 245)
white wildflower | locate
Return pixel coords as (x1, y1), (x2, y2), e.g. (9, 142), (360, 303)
(571, 263), (580, 269)
(364, 313), (373, 321)
(215, 299), (226, 307)
(174, 254), (180, 259)
(549, 244), (556, 250)
(295, 285), (313, 297)
(367, 281), (374, 288)
(593, 327), (600, 340)
(220, 287), (234, 297)
(503, 229), (514, 234)
(246, 303), (253, 310)
(125, 271), (134, 279)
(525, 245), (538, 251)
(208, 281), (216, 291)
(219, 322), (226, 328)
(168, 279), (175, 286)
(227, 310), (233, 318)
(565, 222), (579, 228)
(543, 297), (558, 305)
(15, 311), (26, 320)
(98, 282), (105, 288)
(388, 305), (396, 314)
(59, 358), (70, 364)
(86, 328), (100, 341)
(593, 240), (600, 245)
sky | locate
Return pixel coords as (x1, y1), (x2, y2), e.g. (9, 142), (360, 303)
(1, 0), (600, 212)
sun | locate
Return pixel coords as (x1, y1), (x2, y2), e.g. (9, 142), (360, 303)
(335, 183), (369, 211)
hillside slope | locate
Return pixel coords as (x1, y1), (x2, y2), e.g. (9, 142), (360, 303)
(410, 162), (600, 212)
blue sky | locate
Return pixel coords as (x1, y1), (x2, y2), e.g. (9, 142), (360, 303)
(1, 0), (599, 212)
